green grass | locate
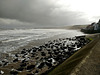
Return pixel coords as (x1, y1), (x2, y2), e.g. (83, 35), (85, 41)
(87, 38), (93, 41)
(48, 38), (98, 75)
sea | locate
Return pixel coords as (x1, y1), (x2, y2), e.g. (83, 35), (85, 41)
(0, 28), (85, 53)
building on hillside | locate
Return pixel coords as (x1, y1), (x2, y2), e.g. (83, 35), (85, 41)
(81, 19), (100, 33)
(92, 22), (98, 30)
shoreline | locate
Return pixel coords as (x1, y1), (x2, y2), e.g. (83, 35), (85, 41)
(1, 31), (85, 61)
(0, 25), (99, 75)
(0, 29), (84, 55)
(0, 31), (88, 75)
(0, 26), (94, 75)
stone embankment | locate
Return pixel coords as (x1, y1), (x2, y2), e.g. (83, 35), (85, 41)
(48, 34), (100, 75)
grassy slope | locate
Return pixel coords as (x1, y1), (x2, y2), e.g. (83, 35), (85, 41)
(63, 25), (87, 30)
(48, 37), (98, 75)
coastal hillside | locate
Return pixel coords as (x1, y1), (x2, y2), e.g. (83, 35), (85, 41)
(81, 19), (100, 33)
(64, 25), (87, 30)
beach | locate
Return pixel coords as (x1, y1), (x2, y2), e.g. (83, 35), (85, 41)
(0, 0), (100, 74)
(0, 28), (87, 75)
(0, 27), (99, 75)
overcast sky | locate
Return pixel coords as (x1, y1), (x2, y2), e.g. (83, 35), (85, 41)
(0, 0), (100, 28)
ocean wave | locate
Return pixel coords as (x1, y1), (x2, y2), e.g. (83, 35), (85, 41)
(0, 29), (84, 53)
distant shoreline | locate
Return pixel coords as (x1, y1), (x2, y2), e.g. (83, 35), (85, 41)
(0, 25), (87, 30)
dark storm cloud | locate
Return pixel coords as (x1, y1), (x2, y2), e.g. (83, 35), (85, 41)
(0, 0), (90, 26)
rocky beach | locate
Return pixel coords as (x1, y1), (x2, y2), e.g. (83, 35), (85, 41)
(0, 0), (100, 74)
(0, 28), (89, 75)
(0, 25), (100, 75)
(0, 33), (91, 75)
(0, 26), (100, 75)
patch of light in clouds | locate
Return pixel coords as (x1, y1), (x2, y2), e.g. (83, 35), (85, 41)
(55, 0), (100, 21)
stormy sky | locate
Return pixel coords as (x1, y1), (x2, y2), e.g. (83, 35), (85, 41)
(0, 0), (100, 28)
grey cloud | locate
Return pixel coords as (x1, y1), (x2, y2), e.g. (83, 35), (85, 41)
(0, 18), (38, 29)
(0, 0), (90, 27)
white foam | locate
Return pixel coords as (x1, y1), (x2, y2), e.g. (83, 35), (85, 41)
(0, 29), (85, 53)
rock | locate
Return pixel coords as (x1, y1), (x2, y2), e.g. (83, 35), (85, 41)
(37, 62), (45, 69)
(41, 52), (46, 56)
(0, 63), (2, 67)
(45, 62), (52, 69)
(35, 70), (39, 73)
(0, 70), (4, 74)
(27, 73), (34, 75)
(13, 58), (18, 62)
(15, 54), (18, 57)
(21, 50), (26, 54)
(3, 62), (8, 66)
(10, 69), (18, 75)
(26, 65), (35, 70)
(20, 63), (27, 67)
(17, 67), (24, 71)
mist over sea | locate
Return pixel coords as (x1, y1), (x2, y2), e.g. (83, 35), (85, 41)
(0, 28), (85, 53)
